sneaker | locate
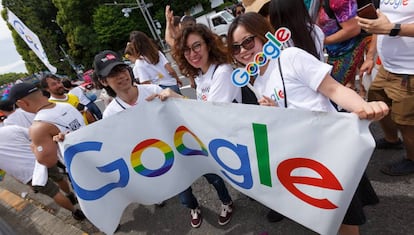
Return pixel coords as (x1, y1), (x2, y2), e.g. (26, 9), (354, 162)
(67, 192), (78, 205)
(381, 159), (414, 176)
(218, 202), (233, 226)
(190, 208), (202, 228)
(376, 138), (403, 150)
(266, 210), (284, 223)
(72, 209), (86, 221)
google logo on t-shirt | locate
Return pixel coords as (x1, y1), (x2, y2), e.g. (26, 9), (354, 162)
(232, 27), (291, 87)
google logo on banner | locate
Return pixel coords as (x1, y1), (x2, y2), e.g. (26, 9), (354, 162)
(232, 27), (291, 87)
(65, 123), (344, 210)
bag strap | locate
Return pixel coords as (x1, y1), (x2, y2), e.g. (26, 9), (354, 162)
(277, 57), (287, 108)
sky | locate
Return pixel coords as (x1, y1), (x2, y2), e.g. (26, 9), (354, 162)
(0, 2), (28, 74)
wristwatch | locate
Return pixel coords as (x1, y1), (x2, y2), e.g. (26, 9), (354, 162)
(389, 23), (401, 36)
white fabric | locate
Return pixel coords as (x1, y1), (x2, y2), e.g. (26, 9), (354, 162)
(59, 98), (374, 235)
(103, 84), (163, 118)
(254, 47), (336, 112)
(134, 51), (177, 86)
(0, 125), (36, 184)
(195, 63), (242, 103)
(34, 103), (85, 165)
(377, 2), (414, 74)
(31, 160), (48, 186)
(34, 102), (85, 133)
(69, 86), (91, 105)
(3, 108), (35, 128)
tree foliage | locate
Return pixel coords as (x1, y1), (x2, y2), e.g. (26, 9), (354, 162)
(1, 0), (227, 76)
(0, 72), (29, 86)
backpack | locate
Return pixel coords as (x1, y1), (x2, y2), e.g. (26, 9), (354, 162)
(322, 0), (380, 38)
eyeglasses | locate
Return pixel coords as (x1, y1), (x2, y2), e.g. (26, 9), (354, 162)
(232, 35), (256, 55)
(184, 41), (203, 56)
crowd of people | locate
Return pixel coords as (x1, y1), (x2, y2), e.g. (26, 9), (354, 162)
(0, 0), (413, 234)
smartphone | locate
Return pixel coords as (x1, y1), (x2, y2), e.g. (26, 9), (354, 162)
(357, 3), (378, 19)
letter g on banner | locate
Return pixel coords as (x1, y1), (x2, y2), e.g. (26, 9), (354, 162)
(64, 142), (130, 201)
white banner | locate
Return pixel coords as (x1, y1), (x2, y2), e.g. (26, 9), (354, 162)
(59, 99), (374, 235)
(7, 9), (57, 73)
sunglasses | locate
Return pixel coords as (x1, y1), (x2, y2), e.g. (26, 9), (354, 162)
(184, 41), (204, 56)
(232, 35), (256, 55)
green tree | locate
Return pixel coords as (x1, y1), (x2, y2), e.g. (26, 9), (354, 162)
(2, 0), (66, 75)
(0, 73), (29, 86)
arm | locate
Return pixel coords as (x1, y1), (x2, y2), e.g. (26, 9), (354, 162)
(325, 17), (361, 45)
(165, 5), (177, 47)
(29, 122), (60, 168)
(359, 34), (377, 77)
(145, 88), (185, 101)
(317, 74), (388, 120)
(357, 10), (414, 36)
(165, 63), (182, 86)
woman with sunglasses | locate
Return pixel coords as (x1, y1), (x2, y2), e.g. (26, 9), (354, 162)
(227, 12), (388, 235)
(172, 23), (239, 228)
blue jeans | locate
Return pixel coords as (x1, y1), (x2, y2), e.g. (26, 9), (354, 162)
(159, 84), (182, 95)
(179, 174), (232, 209)
(86, 102), (103, 120)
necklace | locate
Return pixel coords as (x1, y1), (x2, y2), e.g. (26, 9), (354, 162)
(36, 103), (54, 113)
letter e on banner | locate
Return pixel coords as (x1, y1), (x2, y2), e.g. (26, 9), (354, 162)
(277, 158), (343, 209)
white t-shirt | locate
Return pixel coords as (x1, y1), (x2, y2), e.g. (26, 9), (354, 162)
(377, 2), (414, 74)
(195, 64), (242, 103)
(254, 47), (336, 112)
(69, 86), (91, 105)
(103, 84), (163, 118)
(134, 51), (177, 86)
(0, 125), (35, 184)
(4, 108), (35, 128)
(34, 102), (85, 133)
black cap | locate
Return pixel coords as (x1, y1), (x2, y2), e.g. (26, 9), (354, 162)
(8, 83), (39, 103)
(93, 50), (126, 78)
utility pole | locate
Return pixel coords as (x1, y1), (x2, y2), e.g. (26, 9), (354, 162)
(136, 0), (166, 51)
(59, 46), (83, 80)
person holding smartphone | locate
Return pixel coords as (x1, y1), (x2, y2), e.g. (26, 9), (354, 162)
(357, 2), (414, 176)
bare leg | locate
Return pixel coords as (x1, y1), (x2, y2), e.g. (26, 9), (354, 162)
(52, 191), (75, 212)
(339, 224), (360, 235)
(398, 125), (414, 161)
(378, 114), (400, 142)
(56, 179), (71, 195)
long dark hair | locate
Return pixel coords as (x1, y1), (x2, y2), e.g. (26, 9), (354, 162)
(172, 23), (231, 79)
(129, 31), (160, 65)
(269, 0), (319, 59)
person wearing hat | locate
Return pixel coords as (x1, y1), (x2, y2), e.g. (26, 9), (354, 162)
(243, 0), (271, 18)
(92, 50), (182, 119)
(0, 124), (86, 221)
(8, 82), (85, 168)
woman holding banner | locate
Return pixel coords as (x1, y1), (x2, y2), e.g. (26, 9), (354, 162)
(172, 23), (238, 228)
(227, 12), (388, 235)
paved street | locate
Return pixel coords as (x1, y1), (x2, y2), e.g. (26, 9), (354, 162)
(1, 122), (413, 235)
